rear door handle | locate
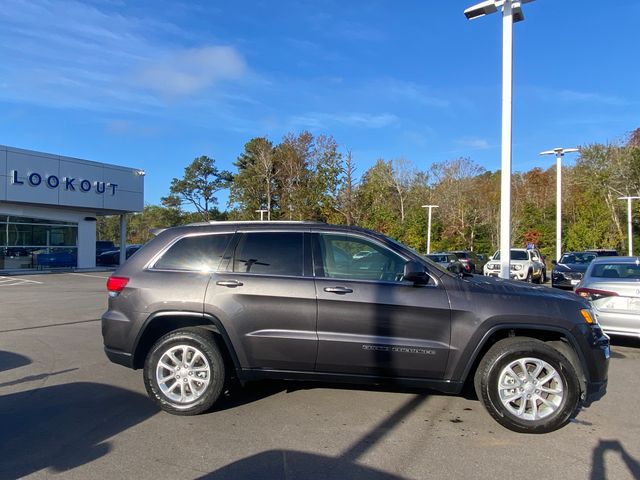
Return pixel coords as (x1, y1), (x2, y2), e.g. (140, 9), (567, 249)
(216, 280), (244, 288)
(324, 286), (353, 294)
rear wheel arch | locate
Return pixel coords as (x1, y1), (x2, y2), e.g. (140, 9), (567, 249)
(133, 312), (242, 377)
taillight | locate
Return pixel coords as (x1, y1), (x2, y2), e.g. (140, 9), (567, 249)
(575, 287), (618, 301)
(107, 276), (129, 293)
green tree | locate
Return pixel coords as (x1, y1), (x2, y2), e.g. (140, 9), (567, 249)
(165, 156), (232, 222)
(229, 137), (277, 220)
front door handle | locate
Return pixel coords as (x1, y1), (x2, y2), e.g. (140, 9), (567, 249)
(324, 286), (353, 294)
(216, 280), (244, 288)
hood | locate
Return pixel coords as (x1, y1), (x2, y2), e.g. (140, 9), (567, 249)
(467, 274), (581, 301)
(553, 263), (590, 273)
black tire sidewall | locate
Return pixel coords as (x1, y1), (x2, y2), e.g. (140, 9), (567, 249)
(143, 330), (225, 415)
(480, 341), (580, 433)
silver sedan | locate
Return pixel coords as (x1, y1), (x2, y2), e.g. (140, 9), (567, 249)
(576, 256), (640, 338)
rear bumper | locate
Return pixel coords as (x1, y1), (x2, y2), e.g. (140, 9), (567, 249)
(104, 347), (134, 368)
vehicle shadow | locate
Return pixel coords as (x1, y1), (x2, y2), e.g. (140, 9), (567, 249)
(591, 439), (640, 480)
(0, 350), (31, 372)
(0, 382), (157, 478)
(608, 336), (640, 350)
(196, 450), (407, 480)
(200, 394), (427, 480)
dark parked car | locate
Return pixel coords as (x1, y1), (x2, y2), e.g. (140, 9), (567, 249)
(425, 252), (458, 268)
(585, 249), (618, 257)
(96, 245), (141, 266)
(451, 250), (485, 274)
(96, 240), (116, 256)
(102, 222), (609, 433)
(551, 252), (597, 290)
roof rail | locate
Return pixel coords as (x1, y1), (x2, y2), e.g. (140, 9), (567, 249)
(184, 220), (326, 226)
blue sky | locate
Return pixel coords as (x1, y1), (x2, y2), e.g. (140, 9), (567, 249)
(1, 0), (638, 208)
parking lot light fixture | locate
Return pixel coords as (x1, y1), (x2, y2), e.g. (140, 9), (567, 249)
(618, 196), (640, 256)
(465, 0), (536, 279)
(540, 147), (579, 262)
(422, 205), (439, 254)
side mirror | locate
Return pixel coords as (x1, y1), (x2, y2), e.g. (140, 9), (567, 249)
(551, 260), (557, 265)
(447, 261), (464, 275)
(404, 260), (429, 284)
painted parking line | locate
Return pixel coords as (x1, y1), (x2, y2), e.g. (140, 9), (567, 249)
(69, 273), (110, 279)
(0, 276), (43, 287)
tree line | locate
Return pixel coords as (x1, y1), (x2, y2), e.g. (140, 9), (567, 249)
(97, 128), (640, 261)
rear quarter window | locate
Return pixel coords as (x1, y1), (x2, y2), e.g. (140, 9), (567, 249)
(153, 233), (233, 272)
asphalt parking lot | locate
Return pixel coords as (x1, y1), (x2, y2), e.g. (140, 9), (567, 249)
(1, 273), (639, 479)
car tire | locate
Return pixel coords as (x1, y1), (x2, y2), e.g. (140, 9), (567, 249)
(143, 328), (226, 415)
(542, 269), (547, 283)
(525, 270), (533, 283)
(474, 337), (581, 434)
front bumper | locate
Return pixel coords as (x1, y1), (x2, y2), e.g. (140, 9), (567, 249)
(552, 272), (583, 289)
(572, 324), (610, 407)
(485, 270), (525, 280)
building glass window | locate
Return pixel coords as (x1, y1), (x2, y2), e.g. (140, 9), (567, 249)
(0, 215), (78, 270)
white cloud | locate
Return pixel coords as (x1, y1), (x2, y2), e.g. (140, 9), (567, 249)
(367, 78), (451, 109)
(134, 46), (247, 98)
(289, 112), (399, 130)
(0, 0), (247, 111)
(458, 138), (491, 150)
(532, 87), (625, 106)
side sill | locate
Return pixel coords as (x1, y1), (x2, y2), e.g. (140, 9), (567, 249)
(239, 368), (464, 394)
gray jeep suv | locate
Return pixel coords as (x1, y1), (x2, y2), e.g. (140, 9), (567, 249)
(102, 222), (609, 433)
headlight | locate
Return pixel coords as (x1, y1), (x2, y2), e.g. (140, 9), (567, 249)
(512, 264), (523, 271)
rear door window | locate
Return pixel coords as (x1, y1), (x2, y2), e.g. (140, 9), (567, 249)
(232, 232), (304, 276)
(154, 233), (233, 272)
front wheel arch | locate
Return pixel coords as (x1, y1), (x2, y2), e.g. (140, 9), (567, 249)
(474, 337), (581, 433)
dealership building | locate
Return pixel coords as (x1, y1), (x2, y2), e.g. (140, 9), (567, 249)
(0, 145), (144, 272)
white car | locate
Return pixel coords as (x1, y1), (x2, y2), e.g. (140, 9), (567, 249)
(483, 248), (545, 283)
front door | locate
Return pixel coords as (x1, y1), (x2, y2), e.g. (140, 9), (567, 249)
(313, 232), (451, 379)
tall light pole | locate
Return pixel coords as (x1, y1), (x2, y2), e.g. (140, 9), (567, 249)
(618, 196), (640, 256)
(464, 0), (535, 279)
(255, 209), (268, 221)
(422, 205), (439, 254)
(540, 147), (579, 261)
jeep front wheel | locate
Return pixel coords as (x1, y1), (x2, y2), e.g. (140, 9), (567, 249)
(143, 329), (225, 415)
(474, 337), (580, 433)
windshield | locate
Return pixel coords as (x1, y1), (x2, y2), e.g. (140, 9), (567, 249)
(560, 252), (596, 264)
(492, 250), (529, 261)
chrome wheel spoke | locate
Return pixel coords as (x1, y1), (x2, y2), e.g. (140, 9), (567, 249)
(158, 360), (174, 372)
(156, 344), (211, 405)
(497, 357), (564, 422)
(537, 395), (558, 412)
(540, 385), (562, 395)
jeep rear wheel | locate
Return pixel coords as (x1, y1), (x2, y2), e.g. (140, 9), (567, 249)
(474, 337), (580, 433)
(143, 329), (225, 415)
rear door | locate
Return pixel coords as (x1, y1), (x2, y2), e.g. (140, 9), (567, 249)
(204, 230), (318, 372)
(313, 231), (451, 379)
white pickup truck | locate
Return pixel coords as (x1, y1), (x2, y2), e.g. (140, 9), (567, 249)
(483, 248), (546, 283)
